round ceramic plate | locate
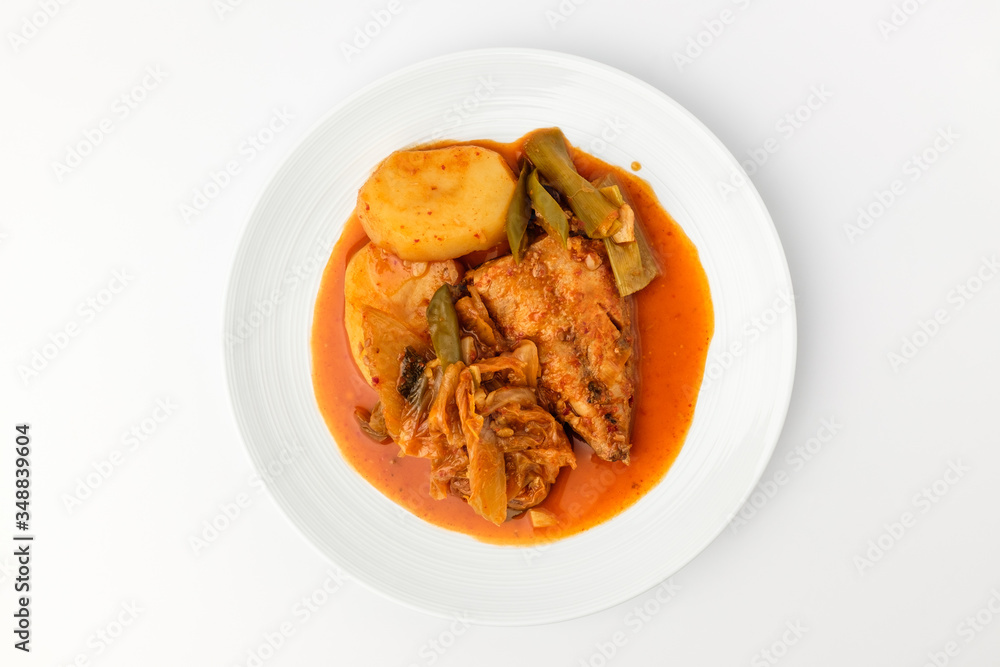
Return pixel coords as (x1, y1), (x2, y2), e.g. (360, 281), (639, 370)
(224, 48), (795, 625)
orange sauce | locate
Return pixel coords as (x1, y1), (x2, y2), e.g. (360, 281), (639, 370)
(311, 133), (714, 545)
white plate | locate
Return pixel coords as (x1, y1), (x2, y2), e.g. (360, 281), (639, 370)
(224, 48), (795, 625)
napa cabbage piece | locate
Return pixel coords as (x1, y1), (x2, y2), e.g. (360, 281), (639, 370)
(358, 307), (430, 439)
(457, 368), (507, 525)
(390, 302), (575, 523)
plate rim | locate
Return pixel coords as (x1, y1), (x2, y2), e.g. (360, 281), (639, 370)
(223, 46), (797, 625)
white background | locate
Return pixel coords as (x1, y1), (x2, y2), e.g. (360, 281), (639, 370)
(2, 0), (999, 665)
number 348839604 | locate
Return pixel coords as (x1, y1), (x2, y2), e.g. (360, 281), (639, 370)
(15, 424), (30, 530)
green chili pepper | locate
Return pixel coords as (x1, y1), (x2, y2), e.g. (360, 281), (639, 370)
(506, 162), (531, 263)
(524, 128), (620, 239)
(527, 169), (569, 248)
(427, 285), (462, 366)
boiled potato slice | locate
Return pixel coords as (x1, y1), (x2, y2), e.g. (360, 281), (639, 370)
(356, 146), (515, 261)
(344, 242), (463, 383)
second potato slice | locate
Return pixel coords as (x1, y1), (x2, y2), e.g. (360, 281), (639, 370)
(356, 145), (515, 261)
